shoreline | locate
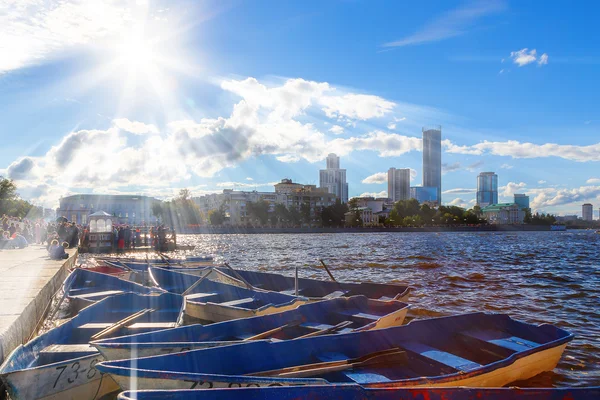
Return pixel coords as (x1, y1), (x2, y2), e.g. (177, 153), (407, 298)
(176, 225), (565, 234)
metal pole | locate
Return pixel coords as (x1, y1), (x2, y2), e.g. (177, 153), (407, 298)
(295, 266), (298, 296)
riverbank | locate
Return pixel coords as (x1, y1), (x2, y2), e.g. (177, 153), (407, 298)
(177, 224), (562, 234)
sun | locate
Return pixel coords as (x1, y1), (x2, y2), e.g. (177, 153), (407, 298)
(116, 33), (156, 75)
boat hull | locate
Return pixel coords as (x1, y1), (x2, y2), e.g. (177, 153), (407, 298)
(1, 353), (120, 400)
(184, 298), (309, 322)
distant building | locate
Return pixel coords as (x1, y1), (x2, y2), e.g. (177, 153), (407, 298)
(481, 203), (525, 224)
(194, 180), (337, 226)
(319, 153), (348, 203)
(352, 196), (389, 213)
(422, 126), (442, 204)
(513, 194), (530, 210)
(56, 194), (161, 225)
(477, 172), (498, 207)
(582, 203), (593, 221)
(388, 168), (411, 202)
(345, 207), (377, 226)
(555, 215), (578, 222)
(410, 186), (438, 204)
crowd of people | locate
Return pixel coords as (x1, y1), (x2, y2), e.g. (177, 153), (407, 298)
(0, 215), (81, 260)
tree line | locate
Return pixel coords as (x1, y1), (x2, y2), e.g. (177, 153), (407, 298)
(0, 177), (43, 219)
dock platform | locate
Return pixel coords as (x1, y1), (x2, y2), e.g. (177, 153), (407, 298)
(0, 246), (77, 364)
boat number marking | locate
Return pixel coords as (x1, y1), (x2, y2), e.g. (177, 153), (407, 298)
(184, 380), (213, 389)
(53, 358), (101, 388)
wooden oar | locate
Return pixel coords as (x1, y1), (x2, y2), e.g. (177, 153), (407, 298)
(319, 259), (338, 283)
(250, 347), (406, 378)
(296, 320), (354, 339)
(181, 272), (210, 296)
(243, 319), (304, 341)
(90, 308), (154, 340)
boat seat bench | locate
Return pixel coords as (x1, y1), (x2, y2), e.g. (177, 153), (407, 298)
(301, 321), (354, 332)
(38, 344), (98, 364)
(185, 292), (219, 301)
(400, 341), (482, 372)
(314, 352), (393, 384)
(461, 329), (540, 352)
(71, 290), (124, 299)
(337, 311), (380, 325)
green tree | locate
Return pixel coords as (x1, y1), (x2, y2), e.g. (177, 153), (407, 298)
(300, 202), (312, 225)
(209, 208), (225, 225)
(246, 200), (270, 226)
(321, 199), (348, 227)
(274, 204), (290, 226)
(151, 202), (164, 222)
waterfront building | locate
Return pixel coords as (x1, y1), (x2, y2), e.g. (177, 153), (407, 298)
(481, 203), (525, 224)
(56, 194), (161, 225)
(582, 203), (593, 221)
(193, 180), (337, 226)
(352, 196), (389, 213)
(388, 168), (410, 202)
(319, 153), (348, 203)
(410, 186), (438, 204)
(422, 126), (442, 204)
(344, 207), (377, 226)
(476, 172), (498, 207)
(514, 194), (530, 210)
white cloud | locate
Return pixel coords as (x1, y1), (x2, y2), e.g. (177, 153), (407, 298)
(448, 198), (469, 208)
(586, 178), (600, 184)
(113, 118), (159, 135)
(530, 185), (600, 211)
(394, 117), (406, 122)
(442, 162), (461, 173)
(387, 122), (396, 130)
(500, 163), (513, 169)
(276, 154), (301, 163)
(538, 180), (547, 184)
(0, 0), (132, 73)
(500, 182), (527, 197)
(443, 188), (477, 194)
(216, 181), (277, 188)
(382, 0), (505, 48)
(510, 48), (548, 67)
(362, 172), (388, 184)
(444, 139), (600, 162)
(329, 125), (344, 135)
(358, 191), (388, 198)
(466, 160), (484, 171)
(320, 94), (395, 120)
(246, 177), (254, 181)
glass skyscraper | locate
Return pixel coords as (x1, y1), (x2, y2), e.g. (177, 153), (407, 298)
(388, 168), (411, 202)
(422, 126), (442, 204)
(477, 172), (498, 207)
(319, 153), (349, 203)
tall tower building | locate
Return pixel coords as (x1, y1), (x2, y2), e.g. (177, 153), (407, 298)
(422, 126), (442, 204)
(582, 203), (593, 221)
(477, 172), (498, 207)
(319, 153), (348, 203)
(388, 168), (411, 202)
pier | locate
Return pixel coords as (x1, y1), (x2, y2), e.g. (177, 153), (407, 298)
(0, 246), (77, 364)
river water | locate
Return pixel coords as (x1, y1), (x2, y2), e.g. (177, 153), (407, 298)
(171, 230), (599, 387)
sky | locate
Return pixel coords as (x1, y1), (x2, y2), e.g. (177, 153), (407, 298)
(1, 0), (599, 216)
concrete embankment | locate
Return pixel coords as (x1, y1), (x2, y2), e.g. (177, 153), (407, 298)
(0, 246), (77, 364)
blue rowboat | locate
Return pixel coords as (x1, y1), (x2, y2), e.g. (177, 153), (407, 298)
(215, 267), (411, 301)
(63, 268), (163, 312)
(96, 312), (573, 391)
(117, 386), (600, 400)
(91, 295), (409, 361)
(0, 292), (183, 400)
(149, 267), (309, 322)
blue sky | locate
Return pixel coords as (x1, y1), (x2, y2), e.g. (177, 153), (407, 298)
(1, 0), (599, 216)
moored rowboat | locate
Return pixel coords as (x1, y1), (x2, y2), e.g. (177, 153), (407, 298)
(96, 312), (573, 391)
(150, 266), (310, 323)
(91, 295), (409, 360)
(117, 386), (600, 400)
(0, 292), (183, 400)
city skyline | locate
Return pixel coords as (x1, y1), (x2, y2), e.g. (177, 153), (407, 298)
(1, 1), (600, 217)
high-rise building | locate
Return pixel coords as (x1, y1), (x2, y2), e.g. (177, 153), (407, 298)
(319, 153), (348, 203)
(388, 168), (410, 202)
(582, 203), (593, 221)
(422, 126), (442, 204)
(410, 186), (438, 204)
(476, 172), (498, 207)
(514, 194), (530, 210)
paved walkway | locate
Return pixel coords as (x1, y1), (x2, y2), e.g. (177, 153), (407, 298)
(0, 245), (77, 363)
